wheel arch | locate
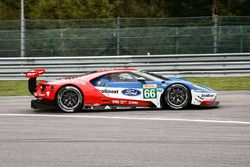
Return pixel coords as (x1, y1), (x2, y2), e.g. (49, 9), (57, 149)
(55, 84), (84, 104)
(160, 82), (192, 109)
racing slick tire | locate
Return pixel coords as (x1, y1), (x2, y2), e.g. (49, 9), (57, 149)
(56, 86), (83, 112)
(163, 84), (190, 110)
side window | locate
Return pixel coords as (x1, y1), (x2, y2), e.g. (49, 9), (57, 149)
(90, 72), (151, 86)
(110, 72), (138, 82)
(90, 75), (111, 87)
(109, 73), (121, 82)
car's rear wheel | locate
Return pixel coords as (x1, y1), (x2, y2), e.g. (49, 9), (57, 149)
(56, 86), (83, 112)
(163, 84), (190, 110)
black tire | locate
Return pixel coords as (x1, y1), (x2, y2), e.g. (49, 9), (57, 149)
(163, 84), (190, 110)
(56, 86), (83, 112)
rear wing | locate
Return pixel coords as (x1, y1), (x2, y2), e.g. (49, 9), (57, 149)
(25, 69), (46, 95)
(25, 69), (45, 78)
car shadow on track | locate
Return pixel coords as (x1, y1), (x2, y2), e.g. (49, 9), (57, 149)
(32, 105), (220, 114)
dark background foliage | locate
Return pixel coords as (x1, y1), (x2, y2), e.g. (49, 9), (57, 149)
(0, 0), (250, 20)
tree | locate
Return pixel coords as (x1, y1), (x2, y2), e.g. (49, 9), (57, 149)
(161, 0), (212, 17)
(217, 0), (250, 16)
(28, 0), (113, 19)
(1, 0), (250, 20)
(0, 1), (19, 20)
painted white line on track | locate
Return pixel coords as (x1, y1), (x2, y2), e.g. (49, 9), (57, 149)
(0, 113), (250, 125)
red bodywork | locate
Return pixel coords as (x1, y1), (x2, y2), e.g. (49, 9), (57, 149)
(25, 68), (153, 108)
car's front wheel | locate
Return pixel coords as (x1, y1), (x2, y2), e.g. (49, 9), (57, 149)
(56, 86), (83, 112)
(163, 84), (190, 110)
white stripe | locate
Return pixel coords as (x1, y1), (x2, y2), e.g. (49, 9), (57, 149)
(0, 113), (250, 125)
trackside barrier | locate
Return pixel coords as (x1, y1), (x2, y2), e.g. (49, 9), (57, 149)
(0, 53), (250, 80)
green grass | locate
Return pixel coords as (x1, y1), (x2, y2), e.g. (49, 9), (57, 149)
(0, 80), (30, 96)
(0, 77), (250, 96)
(185, 77), (250, 91)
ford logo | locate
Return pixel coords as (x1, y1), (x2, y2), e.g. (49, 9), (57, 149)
(122, 89), (141, 96)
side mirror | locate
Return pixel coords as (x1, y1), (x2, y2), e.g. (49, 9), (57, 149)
(137, 77), (145, 82)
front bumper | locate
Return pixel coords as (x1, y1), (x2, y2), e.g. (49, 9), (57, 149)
(31, 99), (57, 110)
(199, 100), (220, 107)
(191, 89), (219, 107)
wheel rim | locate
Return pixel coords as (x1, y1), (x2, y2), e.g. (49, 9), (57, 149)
(166, 85), (188, 108)
(58, 87), (82, 112)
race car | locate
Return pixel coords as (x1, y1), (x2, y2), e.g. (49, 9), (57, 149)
(25, 68), (219, 112)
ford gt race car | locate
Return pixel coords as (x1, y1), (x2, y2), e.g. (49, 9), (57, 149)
(25, 68), (219, 112)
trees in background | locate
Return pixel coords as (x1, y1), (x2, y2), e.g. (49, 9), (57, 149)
(0, 1), (19, 20)
(217, 0), (250, 16)
(0, 0), (250, 20)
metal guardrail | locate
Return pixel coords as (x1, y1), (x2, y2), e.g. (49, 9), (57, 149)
(0, 53), (250, 80)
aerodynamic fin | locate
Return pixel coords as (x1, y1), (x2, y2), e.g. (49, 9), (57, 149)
(25, 69), (46, 95)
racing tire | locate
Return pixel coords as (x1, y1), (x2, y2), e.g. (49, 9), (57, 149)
(163, 84), (190, 110)
(56, 86), (83, 112)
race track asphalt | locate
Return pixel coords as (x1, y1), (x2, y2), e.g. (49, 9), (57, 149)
(0, 91), (250, 167)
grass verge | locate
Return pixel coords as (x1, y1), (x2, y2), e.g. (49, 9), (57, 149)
(0, 77), (250, 96)
(186, 77), (250, 91)
(0, 80), (30, 96)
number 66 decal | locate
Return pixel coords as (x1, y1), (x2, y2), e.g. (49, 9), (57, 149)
(143, 88), (157, 99)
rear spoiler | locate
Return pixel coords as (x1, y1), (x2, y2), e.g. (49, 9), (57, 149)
(25, 69), (45, 79)
(25, 69), (46, 95)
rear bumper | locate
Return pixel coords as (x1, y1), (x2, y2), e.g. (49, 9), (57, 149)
(31, 99), (57, 110)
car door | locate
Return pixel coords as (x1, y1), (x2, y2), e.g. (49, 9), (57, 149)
(90, 71), (161, 107)
(106, 72), (150, 100)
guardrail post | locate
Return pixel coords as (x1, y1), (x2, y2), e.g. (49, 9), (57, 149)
(212, 14), (218, 53)
(116, 17), (120, 56)
(176, 27), (179, 54)
(20, 0), (25, 57)
(240, 25), (244, 53)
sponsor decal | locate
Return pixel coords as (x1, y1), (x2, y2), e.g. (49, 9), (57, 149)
(112, 100), (128, 104)
(122, 89), (141, 96)
(129, 101), (138, 105)
(46, 91), (50, 96)
(201, 94), (215, 98)
(143, 84), (157, 89)
(112, 100), (120, 104)
(99, 89), (119, 94)
(120, 100), (128, 104)
(143, 88), (157, 99)
(197, 95), (205, 100)
(112, 100), (138, 105)
(143, 84), (157, 99)
(26, 73), (36, 77)
(195, 98), (202, 103)
(38, 93), (46, 97)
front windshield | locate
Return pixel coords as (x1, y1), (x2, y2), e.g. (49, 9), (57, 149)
(145, 71), (168, 80)
(133, 70), (168, 81)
